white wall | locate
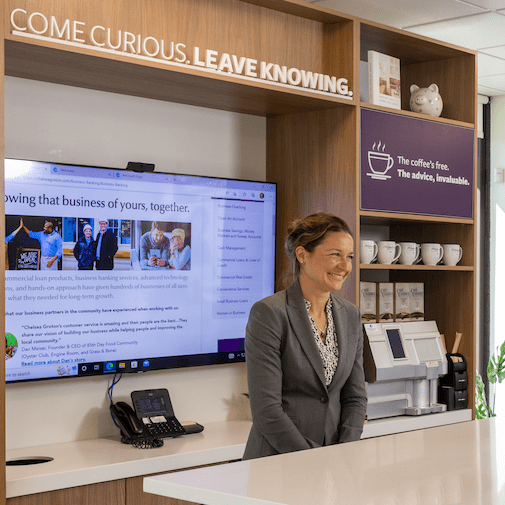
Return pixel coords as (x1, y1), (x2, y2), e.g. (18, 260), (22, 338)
(4, 76), (265, 450)
(489, 95), (505, 416)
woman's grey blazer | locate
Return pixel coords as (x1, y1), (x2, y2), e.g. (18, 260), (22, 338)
(242, 280), (367, 460)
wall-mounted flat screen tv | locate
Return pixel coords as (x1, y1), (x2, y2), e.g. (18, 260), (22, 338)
(4, 159), (276, 383)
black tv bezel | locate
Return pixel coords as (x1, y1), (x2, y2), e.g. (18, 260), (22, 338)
(4, 158), (277, 384)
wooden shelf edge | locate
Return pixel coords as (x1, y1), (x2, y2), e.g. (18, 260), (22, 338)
(359, 19), (478, 58)
(360, 211), (474, 225)
(359, 103), (475, 129)
(5, 39), (357, 117)
(240, 0), (356, 23)
(360, 263), (474, 272)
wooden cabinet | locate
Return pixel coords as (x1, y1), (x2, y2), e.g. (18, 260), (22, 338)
(1, 0), (477, 503)
(127, 475), (198, 505)
(6, 480), (125, 505)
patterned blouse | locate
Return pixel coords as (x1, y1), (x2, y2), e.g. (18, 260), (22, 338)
(305, 297), (339, 386)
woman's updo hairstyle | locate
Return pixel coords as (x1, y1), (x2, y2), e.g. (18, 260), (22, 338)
(284, 212), (352, 283)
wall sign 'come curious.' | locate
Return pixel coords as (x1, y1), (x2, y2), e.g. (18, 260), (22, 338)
(10, 8), (353, 99)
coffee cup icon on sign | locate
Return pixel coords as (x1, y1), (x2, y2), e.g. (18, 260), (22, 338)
(367, 142), (393, 180)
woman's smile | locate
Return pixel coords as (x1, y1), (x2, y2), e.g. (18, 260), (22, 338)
(297, 231), (354, 296)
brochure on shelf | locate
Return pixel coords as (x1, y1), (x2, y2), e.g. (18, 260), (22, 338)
(368, 50), (401, 110)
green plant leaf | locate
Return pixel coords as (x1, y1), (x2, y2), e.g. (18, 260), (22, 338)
(476, 373), (485, 393)
(477, 341), (505, 417)
(496, 341), (505, 383)
(488, 341), (505, 385)
(475, 373), (492, 419)
(488, 354), (497, 384)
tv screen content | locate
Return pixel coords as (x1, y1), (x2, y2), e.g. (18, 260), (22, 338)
(4, 159), (276, 383)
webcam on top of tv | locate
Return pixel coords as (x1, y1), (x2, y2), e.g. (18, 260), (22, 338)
(126, 161), (155, 172)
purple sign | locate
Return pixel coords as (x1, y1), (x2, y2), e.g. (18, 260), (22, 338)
(361, 109), (474, 218)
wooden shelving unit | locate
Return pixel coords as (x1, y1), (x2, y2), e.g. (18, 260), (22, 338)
(266, 12), (477, 395)
(360, 102), (475, 128)
(1, 0), (477, 503)
(356, 24), (477, 401)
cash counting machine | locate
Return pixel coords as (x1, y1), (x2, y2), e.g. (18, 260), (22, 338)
(363, 321), (448, 420)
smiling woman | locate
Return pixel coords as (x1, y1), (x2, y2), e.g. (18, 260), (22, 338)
(243, 213), (367, 461)
(296, 229), (354, 304)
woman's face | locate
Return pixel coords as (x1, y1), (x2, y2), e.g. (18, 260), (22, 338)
(171, 235), (183, 249)
(296, 231), (354, 295)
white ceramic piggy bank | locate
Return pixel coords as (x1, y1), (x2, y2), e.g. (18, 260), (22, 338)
(409, 83), (443, 117)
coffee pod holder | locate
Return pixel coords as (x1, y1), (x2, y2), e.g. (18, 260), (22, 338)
(438, 352), (468, 410)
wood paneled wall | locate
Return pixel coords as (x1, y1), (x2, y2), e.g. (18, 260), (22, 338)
(1, 0), (6, 502)
(266, 107), (357, 301)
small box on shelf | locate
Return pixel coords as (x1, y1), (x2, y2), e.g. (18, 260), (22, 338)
(378, 283), (394, 323)
(394, 283), (411, 321)
(360, 282), (376, 323)
(409, 283), (424, 321)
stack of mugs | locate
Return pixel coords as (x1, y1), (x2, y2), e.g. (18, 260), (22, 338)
(360, 240), (463, 266)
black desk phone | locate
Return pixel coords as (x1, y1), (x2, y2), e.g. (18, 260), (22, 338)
(110, 388), (186, 446)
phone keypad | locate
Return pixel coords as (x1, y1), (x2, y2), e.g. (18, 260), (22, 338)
(143, 417), (185, 438)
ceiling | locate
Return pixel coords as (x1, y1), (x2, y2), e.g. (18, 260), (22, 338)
(307, 0), (505, 97)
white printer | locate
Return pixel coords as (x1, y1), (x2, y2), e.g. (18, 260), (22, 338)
(363, 321), (448, 420)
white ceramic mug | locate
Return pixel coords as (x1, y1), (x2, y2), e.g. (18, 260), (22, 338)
(398, 242), (421, 265)
(377, 241), (401, 265)
(442, 244), (463, 266)
(360, 240), (378, 264)
(421, 243), (444, 266)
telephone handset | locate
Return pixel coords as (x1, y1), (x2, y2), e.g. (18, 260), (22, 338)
(110, 401), (147, 439)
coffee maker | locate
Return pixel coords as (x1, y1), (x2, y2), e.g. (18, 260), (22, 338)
(363, 321), (448, 420)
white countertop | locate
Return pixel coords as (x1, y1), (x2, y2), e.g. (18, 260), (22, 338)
(6, 410), (471, 499)
(144, 416), (504, 505)
(6, 420), (251, 498)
